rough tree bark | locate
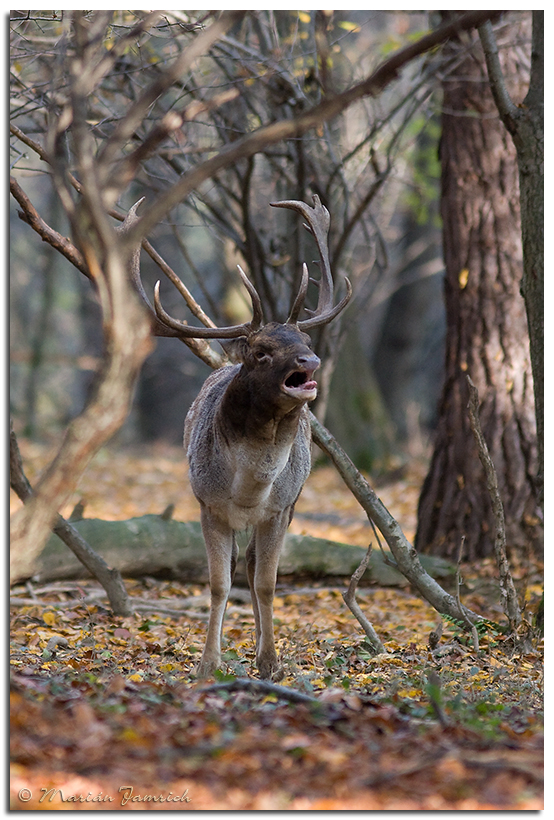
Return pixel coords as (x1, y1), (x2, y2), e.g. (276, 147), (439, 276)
(415, 13), (541, 560)
(479, 11), (544, 505)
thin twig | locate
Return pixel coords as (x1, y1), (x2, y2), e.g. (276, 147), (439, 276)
(454, 535), (480, 652)
(7, 596), (248, 620)
(466, 376), (521, 632)
(342, 543), (386, 655)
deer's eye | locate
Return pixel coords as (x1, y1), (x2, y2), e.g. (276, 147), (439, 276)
(254, 349), (271, 361)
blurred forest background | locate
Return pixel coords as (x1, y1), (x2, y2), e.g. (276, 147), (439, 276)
(10, 10), (446, 466)
(10, 10), (541, 564)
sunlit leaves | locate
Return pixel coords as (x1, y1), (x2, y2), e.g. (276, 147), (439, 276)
(10, 439), (543, 808)
(337, 21), (360, 33)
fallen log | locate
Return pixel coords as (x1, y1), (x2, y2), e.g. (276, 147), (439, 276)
(33, 514), (454, 587)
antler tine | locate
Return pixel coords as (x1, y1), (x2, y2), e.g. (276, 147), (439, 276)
(271, 195), (351, 329)
(153, 264), (263, 339)
(120, 196), (146, 227)
(116, 198), (184, 339)
(299, 277), (353, 330)
(286, 263), (309, 324)
(117, 198), (262, 340)
(236, 264), (263, 330)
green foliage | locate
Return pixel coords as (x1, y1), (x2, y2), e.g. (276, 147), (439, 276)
(401, 115), (442, 227)
(337, 20), (360, 33)
(442, 694), (510, 740)
(213, 669), (237, 683)
(440, 613), (503, 645)
(221, 649), (240, 661)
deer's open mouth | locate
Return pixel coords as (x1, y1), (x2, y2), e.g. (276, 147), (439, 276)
(282, 368), (318, 399)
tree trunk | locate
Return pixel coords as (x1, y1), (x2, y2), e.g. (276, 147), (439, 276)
(479, 12), (544, 505)
(415, 14), (541, 560)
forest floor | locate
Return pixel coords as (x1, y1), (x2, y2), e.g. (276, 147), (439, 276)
(10, 440), (544, 810)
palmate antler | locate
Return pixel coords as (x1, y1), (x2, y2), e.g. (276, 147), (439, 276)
(271, 195), (352, 330)
(125, 195), (351, 340)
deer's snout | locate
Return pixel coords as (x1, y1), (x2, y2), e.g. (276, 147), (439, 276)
(281, 352), (320, 400)
(296, 353), (320, 373)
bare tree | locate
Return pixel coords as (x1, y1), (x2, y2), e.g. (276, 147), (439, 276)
(10, 10), (243, 581)
(10, 10), (501, 585)
(10, 11), (501, 438)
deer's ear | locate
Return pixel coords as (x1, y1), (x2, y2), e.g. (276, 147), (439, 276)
(220, 337), (249, 363)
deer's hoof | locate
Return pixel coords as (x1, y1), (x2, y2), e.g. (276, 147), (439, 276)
(257, 654), (283, 680)
(196, 657), (220, 679)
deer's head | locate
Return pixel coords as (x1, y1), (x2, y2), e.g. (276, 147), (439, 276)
(234, 322), (320, 411)
(124, 195), (352, 408)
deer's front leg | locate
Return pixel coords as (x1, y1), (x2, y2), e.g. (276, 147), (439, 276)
(197, 504), (237, 679)
(247, 508), (291, 679)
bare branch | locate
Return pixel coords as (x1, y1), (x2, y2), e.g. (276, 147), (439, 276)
(10, 176), (89, 278)
(310, 412), (483, 626)
(110, 88), (240, 196)
(97, 10), (246, 196)
(114, 201), (227, 369)
(197, 678), (324, 707)
(478, 20), (520, 128)
(466, 376), (521, 632)
(10, 422), (132, 615)
(83, 11), (165, 91)
(9, 166), (225, 370)
(342, 543), (387, 655)
(123, 10), (502, 248)
(10, 122), (50, 163)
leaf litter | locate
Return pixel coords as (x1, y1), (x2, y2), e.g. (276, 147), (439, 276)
(10, 440), (543, 809)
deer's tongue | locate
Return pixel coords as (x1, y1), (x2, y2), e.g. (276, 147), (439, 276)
(282, 368), (318, 399)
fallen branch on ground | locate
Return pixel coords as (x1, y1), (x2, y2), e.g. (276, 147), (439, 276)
(310, 412), (483, 626)
(10, 423), (132, 616)
(28, 513), (454, 587)
(196, 677), (324, 707)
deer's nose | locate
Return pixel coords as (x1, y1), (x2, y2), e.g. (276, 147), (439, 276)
(297, 353), (320, 372)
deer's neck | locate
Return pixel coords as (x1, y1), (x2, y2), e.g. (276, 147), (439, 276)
(218, 368), (304, 446)
(210, 369), (305, 517)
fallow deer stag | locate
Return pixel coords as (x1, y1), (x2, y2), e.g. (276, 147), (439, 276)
(125, 195), (351, 679)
